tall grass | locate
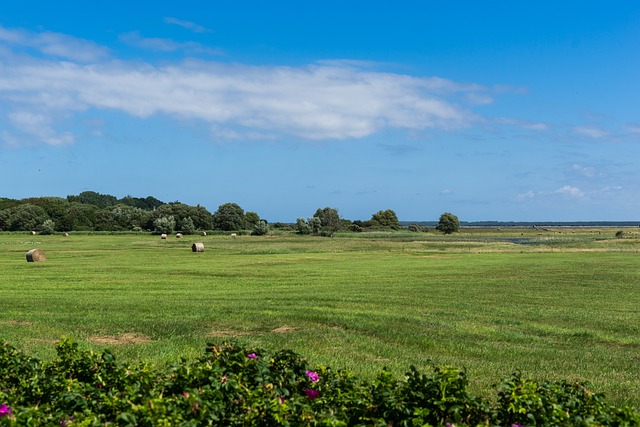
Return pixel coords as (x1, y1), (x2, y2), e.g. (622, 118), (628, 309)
(1, 230), (639, 405)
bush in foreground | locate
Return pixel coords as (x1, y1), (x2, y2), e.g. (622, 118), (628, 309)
(0, 340), (638, 426)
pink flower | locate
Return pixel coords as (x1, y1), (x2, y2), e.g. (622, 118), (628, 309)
(247, 353), (258, 359)
(305, 370), (319, 382)
(0, 404), (12, 417)
(278, 396), (286, 404)
(182, 391), (190, 398)
(303, 388), (319, 400)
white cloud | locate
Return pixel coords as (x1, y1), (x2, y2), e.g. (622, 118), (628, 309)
(119, 32), (222, 55)
(0, 25), (108, 62)
(573, 126), (608, 138)
(624, 124), (640, 134)
(569, 164), (600, 179)
(0, 25), (546, 147)
(0, 51), (487, 144)
(8, 111), (74, 145)
(516, 190), (536, 201)
(517, 186), (587, 201)
(554, 185), (584, 198)
(164, 17), (211, 34)
(495, 117), (549, 131)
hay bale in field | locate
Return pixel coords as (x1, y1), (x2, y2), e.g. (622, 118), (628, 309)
(26, 248), (46, 262)
(161, 234), (167, 239)
(176, 233), (183, 238)
(192, 243), (205, 252)
(200, 231), (207, 236)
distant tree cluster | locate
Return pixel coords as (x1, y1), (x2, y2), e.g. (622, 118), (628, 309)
(0, 192), (217, 234)
(1, 192), (462, 235)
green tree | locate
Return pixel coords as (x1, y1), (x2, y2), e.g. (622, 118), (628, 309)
(245, 211), (260, 228)
(313, 207), (341, 236)
(251, 220), (270, 236)
(109, 204), (148, 230)
(179, 217), (196, 235)
(153, 215), (176, 234)
(60, 203), (97, 231)
(7, 204), (49, 231)
(0, 209), (9, 231)
(295, 218), (311, 235)
(148, 203), (211, 232)
(308, 216), (322, 235)
(436, 212), (460, 234)
(23, 197), (69, 229)
(40, 219), (56, 235)
(371, 209), (400, 229)
(120, 195), (165, 210)
(0, 197), (20, 211)
(93, 209), (118, 231)
(212, 203), (246, 231)
(67, 191), (117, 208)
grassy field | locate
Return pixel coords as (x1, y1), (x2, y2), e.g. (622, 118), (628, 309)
(1, 228), (639, 405)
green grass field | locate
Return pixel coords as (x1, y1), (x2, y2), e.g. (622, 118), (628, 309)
(1, 229), (639, 405)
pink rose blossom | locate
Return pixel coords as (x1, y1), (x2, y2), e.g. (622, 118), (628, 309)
(304, 388), (319, 400)
(305, 370), (319, 382)
(0, 404), (12, 417)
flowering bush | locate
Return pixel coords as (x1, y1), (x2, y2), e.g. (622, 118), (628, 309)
(0, 339), (639, 426)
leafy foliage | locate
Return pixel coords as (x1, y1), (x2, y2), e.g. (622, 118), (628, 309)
(153, 215), (176, 234)
(407, 223), (426, 232)
(252, 220), (270, 236)
(436, 212), (461, 234)
(313, 207), (341, 236)
(295, 218), (311, 235)
(1, 340), (638, 426)
(0, 192), (217, 233)
(370, 209), (400, 229)
(212, 203), (247, 231)
(39, 219), (56, 235)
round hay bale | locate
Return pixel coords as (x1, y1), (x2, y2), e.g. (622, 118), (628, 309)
(176, 233), (183, 239)
(161, 234), (167, 239)
(200, 231), (207, 236)
(192, 243), (205, 252)
(26, 248), (46, 262)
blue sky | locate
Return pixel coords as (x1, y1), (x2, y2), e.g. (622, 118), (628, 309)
(1, 1), (639, 222)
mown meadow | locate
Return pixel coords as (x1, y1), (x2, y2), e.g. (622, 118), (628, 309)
(1, 228), (639, 406)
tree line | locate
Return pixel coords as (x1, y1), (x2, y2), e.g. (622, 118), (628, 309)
(0, 191), (460, 235)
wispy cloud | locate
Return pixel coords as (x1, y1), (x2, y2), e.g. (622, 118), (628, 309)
(554, 185), (584, 198)
(517, 185), (585, 201)
(164, 17), (211, 34)
(0, 25), (539, 146)
(494, 117), (549, 131)
(573, 125), (608, 138)
(7, 111), (74, 146)
(624, 124), (640, 134)
(0, 59), (485, 145)
(119, 32), (222, 55)
(0, 25), (109, 62)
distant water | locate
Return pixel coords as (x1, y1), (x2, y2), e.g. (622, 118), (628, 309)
(401, 221), (640, 228)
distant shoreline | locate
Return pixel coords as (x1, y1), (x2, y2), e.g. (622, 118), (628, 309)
(401, 221), (640, 228)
